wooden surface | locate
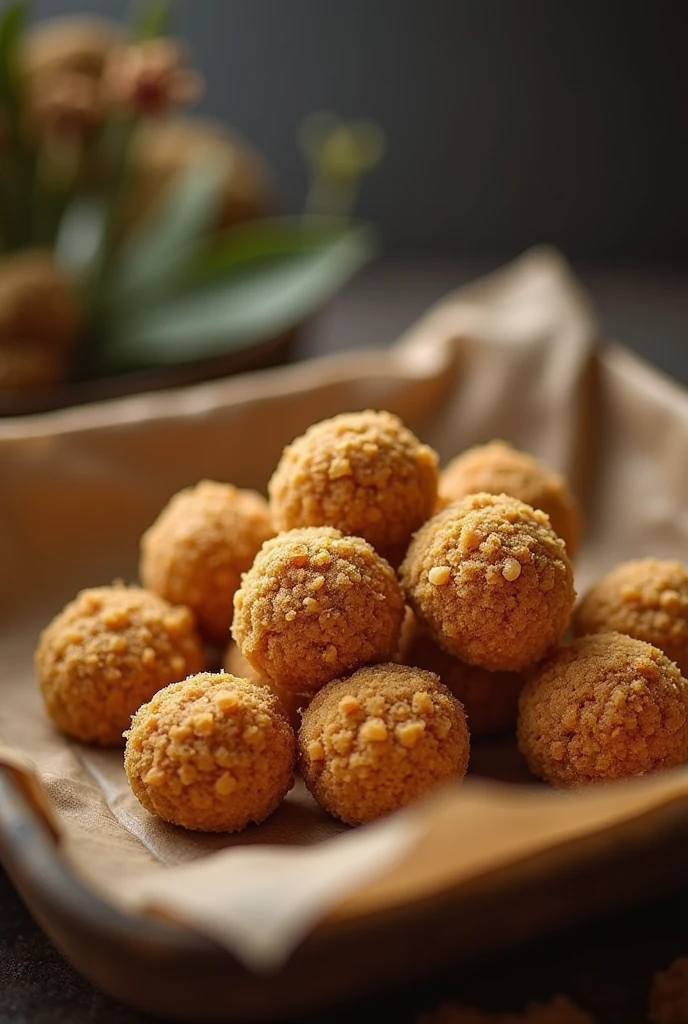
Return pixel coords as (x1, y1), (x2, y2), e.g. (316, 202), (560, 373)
(2, 257), (688, 1023)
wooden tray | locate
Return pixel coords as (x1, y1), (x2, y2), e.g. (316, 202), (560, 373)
(0, 329), (296, 417)
(2, 762), (688, 1021)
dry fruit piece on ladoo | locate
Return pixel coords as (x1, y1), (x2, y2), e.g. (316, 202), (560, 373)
(439, 440), (581, 557)
(398, 613), (523, 737)
(268, 410), (438, 566)
(35, 584), (205, 746)
(400, 493), (575, 672)
(232, 526), (404, 697)
(125, 672), (296, 832)
(223, 641), (302, 732)
(518, 632), (688, 786)
(573, 558), (688, 675)
(140, 480), (274, 646)
(299, 663), (469, 825)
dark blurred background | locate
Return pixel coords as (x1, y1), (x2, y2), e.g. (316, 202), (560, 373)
(27, 0), (688, 378)
(30, 0), (688, 263)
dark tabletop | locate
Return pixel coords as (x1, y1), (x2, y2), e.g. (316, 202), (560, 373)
(2, 862), (688, 1024)
(2, 257), (688, 1024)
(297, 256), (688, 387)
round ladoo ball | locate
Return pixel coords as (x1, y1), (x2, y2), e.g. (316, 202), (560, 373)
(439, 440), (581, 557)
(223, 641), (302, 732)
(268, 410), (439, 565)
(124, 672), (296, 832)
(299, 663), (470, 825)
(35, 584), (205, 746)
(140, 480), (274, 646)
(399, 617), (523, 737)
(573, 558), (688, 675)
(0, 338), (66, 396)
(518, 632), (688, 786)
(232, 526), (405, 696)
(400, 493), (575, 672)
(124, 117), (272, 235)
(0, 249), (81, 350)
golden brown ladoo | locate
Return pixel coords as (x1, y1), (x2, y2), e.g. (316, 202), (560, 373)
(125, 672), (296, 832)
(0, 339), (66, 395)
(268, 410), (439, 565)
(573, 558), (688, 675)
(35, 584), (204, 746)
(400, 493), (575, 672)
(399, 615), (523, 737)
(518, 632), (688, 786)
(439, 440), (581, 557)
(299, 663), (469, 825)
(232, 526), (405, 696)
(223, 641), (302, 732)
(140, 480), (274, 646)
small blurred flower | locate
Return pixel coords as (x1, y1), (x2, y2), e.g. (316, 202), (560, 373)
(29, 71), (102, 140)
(299, 112), (386, 183)
(299, 112), (386, 216)
(102, 39), (203, 116)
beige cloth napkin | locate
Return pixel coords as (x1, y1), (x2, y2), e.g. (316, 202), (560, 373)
(2, 247), (688, 971)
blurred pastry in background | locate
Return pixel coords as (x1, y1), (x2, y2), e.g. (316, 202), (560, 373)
(0, 251), (81, 396)
(122, 117), (272, 235)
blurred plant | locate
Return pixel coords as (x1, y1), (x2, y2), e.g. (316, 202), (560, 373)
(0, 1), (383, 400)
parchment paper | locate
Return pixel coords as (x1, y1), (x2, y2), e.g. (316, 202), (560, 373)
(2, 247), (688, 971)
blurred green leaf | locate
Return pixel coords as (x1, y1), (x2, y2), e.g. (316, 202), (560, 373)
(0, 0), (26, 118)
(105, 163), (226, 307)
(130, 0), (172, 41)
(188, 216), (369, 281)
(98, 222), (376, 370)
(55, 196), (109, 276)
(0, 1), (31, 248)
